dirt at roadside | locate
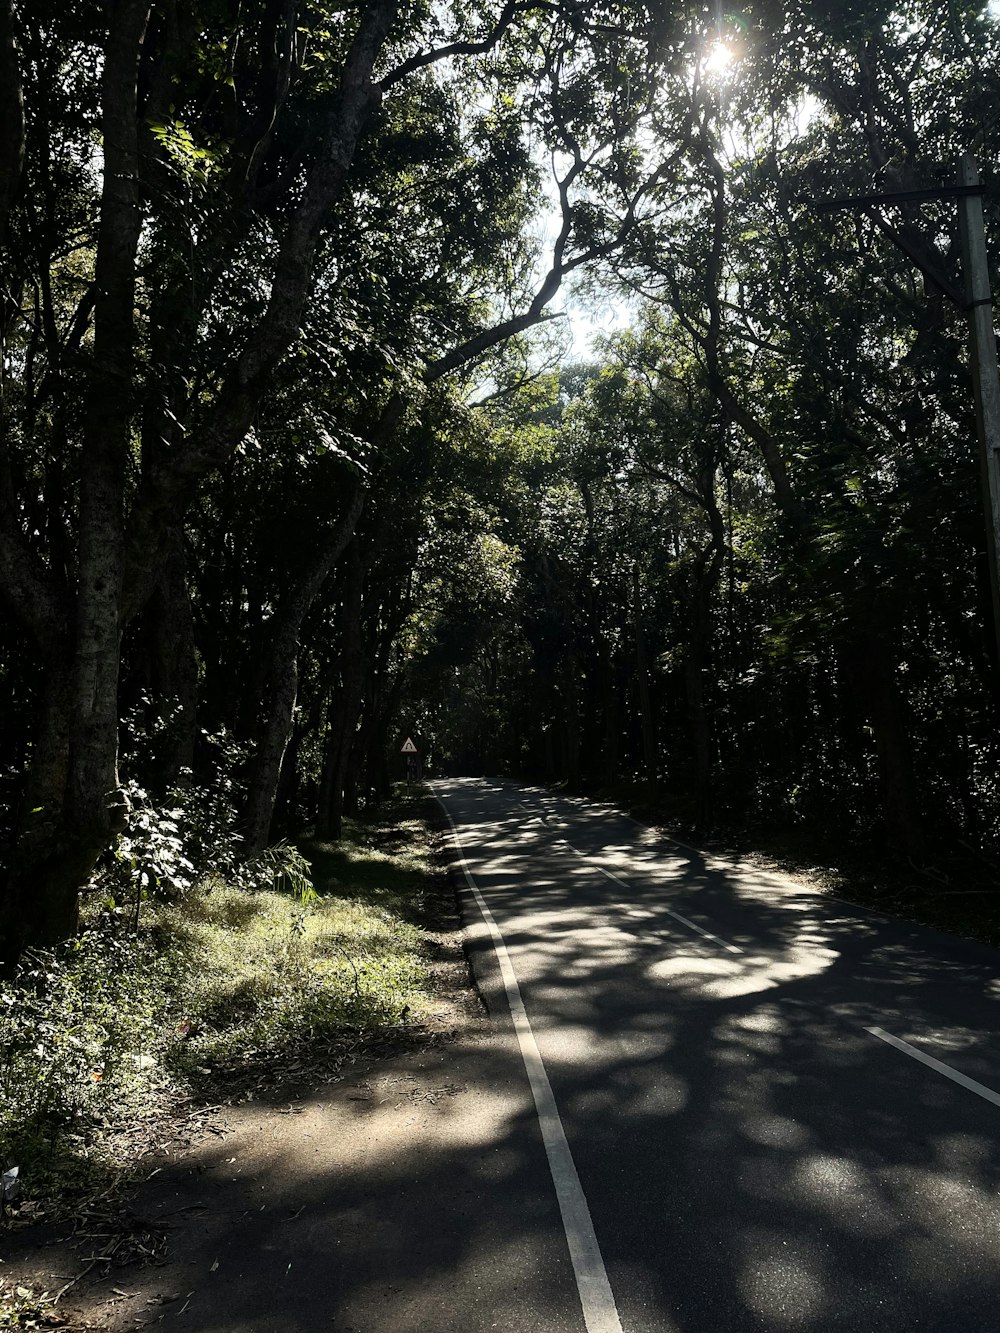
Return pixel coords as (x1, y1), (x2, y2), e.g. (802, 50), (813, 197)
(1, 855), (487, 1333)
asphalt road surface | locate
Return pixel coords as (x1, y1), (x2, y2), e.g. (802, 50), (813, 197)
(433, 777), (1000, 1333)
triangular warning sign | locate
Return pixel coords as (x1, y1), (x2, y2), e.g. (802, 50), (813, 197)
(401, 737), (418, 754)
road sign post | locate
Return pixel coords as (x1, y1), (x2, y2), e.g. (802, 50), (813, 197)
(400, 737), (419, 793)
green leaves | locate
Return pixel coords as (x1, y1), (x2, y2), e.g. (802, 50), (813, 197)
(147, 118), (221, 190)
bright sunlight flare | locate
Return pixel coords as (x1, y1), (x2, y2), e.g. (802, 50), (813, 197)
(704, 40), (735, 75)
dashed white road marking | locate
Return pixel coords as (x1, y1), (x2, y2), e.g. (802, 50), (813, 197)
(550, 793), (707, 859)
(435, 791), (624, 1333)
(512, 786), (743, 957)
(866, 1027), (1000, 1109)
(595, 866), (743, 955)
(501, 782), (998, 1127)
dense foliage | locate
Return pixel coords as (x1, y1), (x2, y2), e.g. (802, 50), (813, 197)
(403, 2), (1000, 866)
(1, 1), (999, 963)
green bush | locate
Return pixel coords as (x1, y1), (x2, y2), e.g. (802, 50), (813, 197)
(0, 797), (438, 1213)
(0, 921), (174, 1190)
(92, 764), (316, 928)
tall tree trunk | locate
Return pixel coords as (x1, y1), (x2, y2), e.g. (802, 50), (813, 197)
(368, 713), (393, 802)
(343, 737), (361, 818)
(244, 651), (300, 852)
(5, 1), (150, 958)
(242, 484), (363, 850)
(603, 656), (621, 783)
(146, 527), (198, 786)
(847, 621), (926, 858)
(69, 0), (151, 841)
(365, 670), (405, 803)
(354, 671), (381, 807)
(632, 563), (657, 782)
(685, 449), (728, 826)
(272, 717), (307, 839)
(560, 658), (581, 788)
(316, 542), (365, 841)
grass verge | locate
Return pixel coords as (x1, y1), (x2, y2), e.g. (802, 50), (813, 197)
(0, 790), (450, 1244)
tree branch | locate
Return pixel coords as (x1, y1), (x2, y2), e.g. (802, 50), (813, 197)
(379, 2), (559, 91)
(0, 0), (24, 243)
(122, 0), (400, 621)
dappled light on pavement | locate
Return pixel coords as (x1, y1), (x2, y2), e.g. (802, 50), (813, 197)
(437, 778), (1000, 1332)
(111, 778), (1000, 1332)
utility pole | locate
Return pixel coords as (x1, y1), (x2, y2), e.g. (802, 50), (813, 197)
(957, 154), (1000, 666)
(814, 157), (1000, 665)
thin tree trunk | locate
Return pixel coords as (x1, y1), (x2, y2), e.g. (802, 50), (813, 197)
(272, 714), (306, 838)
(0, 0), (24, 241)
(343, 737), (361, 818)
(603, 657), (621, 783)
(244, 653), (300, 852)
(0, 656), (74, 963)
(848, 622), (926, 857)
(146, 528), (198, 785)
(632, 563), (657, 782)
(242, 485), (363, 849)
(120, 2), (399, 620)
(684, 654), (712, 830)
(366, 671), (405, 803)
(561, 658), (581, 787)
(316, 542), (365, 841)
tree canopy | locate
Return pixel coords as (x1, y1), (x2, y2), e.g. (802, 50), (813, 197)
(2, 0), (1000, 962)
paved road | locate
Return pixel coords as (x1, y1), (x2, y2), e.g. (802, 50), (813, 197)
(434, 777), (1000, 1333)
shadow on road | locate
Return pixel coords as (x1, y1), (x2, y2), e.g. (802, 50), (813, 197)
(436, 779), (1000, 1333)
(80, 778), (1000, 1332)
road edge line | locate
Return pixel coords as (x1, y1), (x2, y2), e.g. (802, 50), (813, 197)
(432, 787), (624, 1333)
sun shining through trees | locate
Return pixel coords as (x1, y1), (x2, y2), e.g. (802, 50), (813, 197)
(2, 1), (1000, 969)
(703, 39), (735, 77)
(4, 2), (1000, 1287)
(404, 1), (1000, 890)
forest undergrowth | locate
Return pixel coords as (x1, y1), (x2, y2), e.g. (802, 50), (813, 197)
(0, 791), (447, 1247)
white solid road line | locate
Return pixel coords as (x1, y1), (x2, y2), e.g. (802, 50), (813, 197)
(595, 865), (744, 955)
(866, 1027), (1000, 1109)
(434, 792), (624, 1333)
